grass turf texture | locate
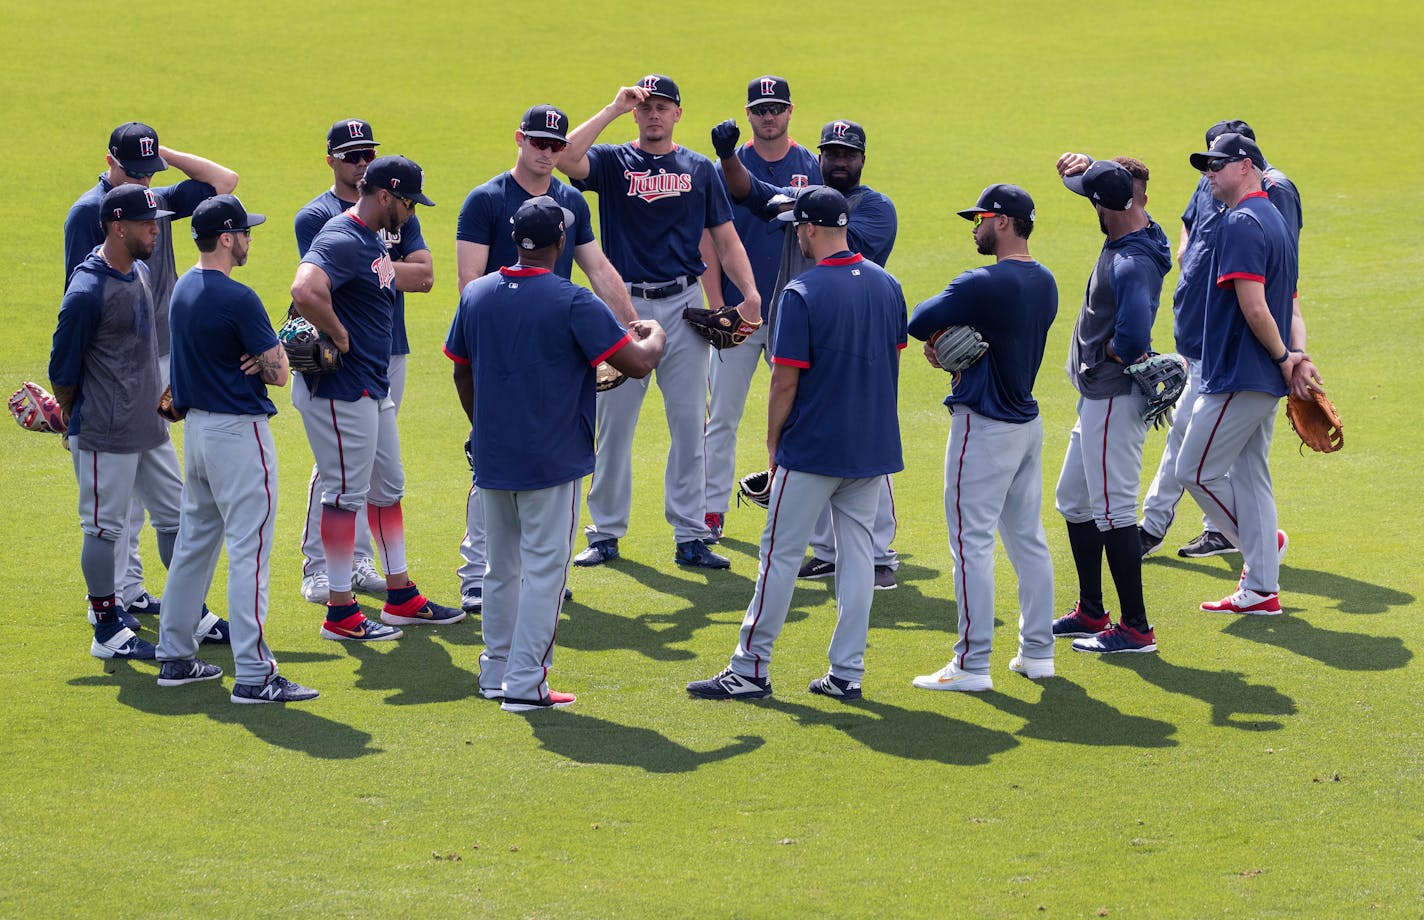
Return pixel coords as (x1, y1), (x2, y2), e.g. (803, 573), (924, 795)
(2, 0), (1421, 916)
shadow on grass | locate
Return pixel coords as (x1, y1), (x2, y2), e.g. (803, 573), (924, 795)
(1099, 654), (1296, 730)
(1221, 615), (1413, 671)
(1149, 557), (1416, 615)
(769, 554), (954, 633)
(979, 677), (1180, 747)
(70, 660), (380, 759)
(763, 697), (1018, 765)
(344, 625), (477, 705)
(524, 711), (764, 773)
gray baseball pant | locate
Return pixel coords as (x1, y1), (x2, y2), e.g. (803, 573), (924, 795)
(704, 322), (770, 518)
(74, 442), (182, 599)
(1056, 393), (1150, 530)
(1141, 357), (1216, 538)
(807, 476), (899, 568)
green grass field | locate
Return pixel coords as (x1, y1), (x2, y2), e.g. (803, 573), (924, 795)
(3, 1), (1421, 916)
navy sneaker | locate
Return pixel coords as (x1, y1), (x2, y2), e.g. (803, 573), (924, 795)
(231, 675), (320, 704)
(380, 593), (467, 627)
(157, 658), (223, 687)
(573, 539), (619, 567)
(461, 586), (483, 613)
(687, 668), (771, 700)
(808, 672), (862, 701)
(1072, 623), (1158, 654)
(797, 557), (835, 579)
(91, 625), (156, 660)
(705, 512), (724, 544)
(87, 606), (141, 632)
(1051, 602), (1111, 638)
(125, 592), (161, 618)
(320, 604), (403, 641)
(873, 565), (897, 590)
(196, 608), (231, 645)
(675, 540), (730, 569)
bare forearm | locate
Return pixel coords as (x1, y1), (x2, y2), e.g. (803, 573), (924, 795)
(766, 366), (798, 466)
(581, 251), (639, 326)
(720, 151), (752, 201)
(1289, 294), (1306, 350)
(454, 366), (474, 422)
(710, 225), (761, 320)
(699, 230), (725, 309)
(159, 146), (238, 195)
(291, 270), (349, 352)
(392, 255), (434, 293)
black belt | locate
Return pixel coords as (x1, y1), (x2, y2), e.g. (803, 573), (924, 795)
(630, 276), (695, 300)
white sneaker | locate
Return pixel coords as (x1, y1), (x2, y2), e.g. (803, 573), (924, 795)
(300, 571), (329, 604)
(352, 557), (385, 593)
(1009, 655), (1055, 679)
(911, 661), (993, 692)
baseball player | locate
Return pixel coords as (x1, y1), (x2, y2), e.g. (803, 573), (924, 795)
(1049, 157), (1172, 655)
(906, 185), (1059, 692)
(453, 104), (637, 614)
(447, 197), (666, 710)
(49, 185), (230, 660)
(712, 117), (900, 588)
(1175, 133), (1303, 615)
(687, 187), (906, 702)
(556, 75), (762, 571)
(1135, 119), (1306, 559)
(63, 121), (237, 625)
(292, 118), (434, 604)
(290, 155), (462, 641)
(699, 76), (821, 544)
(157, 195), (318, 703)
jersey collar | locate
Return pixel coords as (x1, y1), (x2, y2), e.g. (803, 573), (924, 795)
(500, 265), (551, 277)
(818, 251), (863, 267)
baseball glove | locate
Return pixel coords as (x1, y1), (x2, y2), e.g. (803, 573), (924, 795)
(1286, 387), (1343, 453)
(279, 314), (341, 375)
(929, 326), (990, 374)
(8, 381), (65, 433)
(683, 305), (762, 350)
(156, 385), (186, 423)
(736, 469), (773, 510)
(1126, 352), (1189, 429)
(595, 361), (627, 393)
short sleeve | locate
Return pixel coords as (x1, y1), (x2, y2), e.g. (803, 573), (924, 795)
(770, 285), (811, 368)
(234, 288), (279, 358)
(1216, 211), (1268, 288)
(457, 185), (500, 245)
(569, 288), (629, 365)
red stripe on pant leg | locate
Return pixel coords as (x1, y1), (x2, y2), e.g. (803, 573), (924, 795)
(1100, 397), (1114, 525)
(1194, 394), (1239, 528)
(742, 469), (787, 679)
(953, 415), (973, 668)
(884, 474), (898, 538)
(252, 422), (276, 680)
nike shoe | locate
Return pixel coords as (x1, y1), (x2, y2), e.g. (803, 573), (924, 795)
(87, 605), (141, 632)
(1071, 623), (1157, 654)
(380, 593), (466, 627)
(351, 556), (385, 594)
(686, 668), (771, 700)
(195, 608), (231, 645)
(124, 592), (161, 618)
(501, 690), (576, 712)
(90, 626), (157, 660)
(1009, 655), (1055, 679)
(573, 539), (619, 567)
(320, 606), (402, 641)
(797, 557), (835, 579)
(300, 571), (329, 604)
(231, 675), (320, 704)
(675, 540), (730, 569)
(1177, 530), (1236, 558)
(705, 512), (724, 544)
(873, 565), (897, 590)
(1201, 588), (1282, 615)
(808, 672), (862, 701)
(157, 658), (223, 687)
(1051, 602), (1111, 638)
(911, 661), (993, 692)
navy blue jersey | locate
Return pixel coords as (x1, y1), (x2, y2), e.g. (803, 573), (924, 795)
(295, 190), (426, 356)
(456, 173), (595, 279)
(1200, 192), (1298, 397)
(908, 260), (1058, 423)
(770, 252), (906, 478)
(444, 267), (630, 491)
(169, 268), (279, 417)
(740, 176), (898, 268)
(300, 211), (396, 401)
(571, 142), (732, 282)
(715, 141), (820, 305)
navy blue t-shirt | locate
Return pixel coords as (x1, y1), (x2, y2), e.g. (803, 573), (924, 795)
(300, 210), (396, 400)
(572, 142), (732, 282)
(444, 267), (630, 491)
(715, 141), (820, 305)
(456, 173), (595, 279)
(908, 260), (1058, 423)
(169, 268), (279, 416)
(771, 252), (906, 477)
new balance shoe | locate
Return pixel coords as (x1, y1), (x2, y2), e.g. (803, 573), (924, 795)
(911, 661), (993, 692)
(320, 606), (402, 641)
(231, 675), (321, 704)
(573, 539), (619, 567)
(705, 512), (724, 544)
(797, 557), (835, 579)
(380, 594), (466, 627)
(156, 658), (223, 687)
(1071, 623), (1157, 654)
(124, 592), (161, 618)
(501, 690), (576, 712)
(90, 626), (156, 660)
(461, 587), (483, 613)
(1051, 602), (1111, 638)
(675, 540), (730, 569)
(300, 571), (329, 604)
(1009, 655), (1055, 679)
(1201, 587), (1282, 615)
(686, 668), (771, 700)
(351, 556), (385, 594)
(873, 565), (897, 590)
(87, 605), (140, 632)
(1177, 530), (1236, 558)
(195, 608), (231, 645)
(808, 672), (862, 701)
(1139, 526), (1165, 558)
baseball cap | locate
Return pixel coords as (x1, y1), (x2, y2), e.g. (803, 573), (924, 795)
(108, 122), (168, 175)
(775, 186), (849, 227)
(520, 104), (570, 143)
(747, 75), (792, 106)
(957, 184), (1036, 222)
(327, 118), (380, 153)
(1190, 132), (1267, 172)
(1206, 118), (1255, 144)
(819, 120), (866, 152)
(101, 184), (175, 222)
(191, 194), (267, 239)
(637, 74), (681, 105)
(1063, 159), (1135, 211)
(511, 196), (576, 250)
(363, 155), (435, 206)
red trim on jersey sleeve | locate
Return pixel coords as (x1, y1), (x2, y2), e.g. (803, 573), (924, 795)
(897, 341), (908, 351)
(590, 333), (633, 367)
(771, 356), (811, 369)
(499, 266), (552, 277)
(1216, 271), (1266, 289)
(818, 253), (864, 267)
(443, 345), (470, 366)
(1240, 191), (1269, 201)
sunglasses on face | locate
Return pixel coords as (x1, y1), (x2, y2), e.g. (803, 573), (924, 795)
(1205, 155), (1246, 172)
(527, 136), (568, 153)
(748, 103), (789, 117)
(972, 212), (999, 228)
(121, 166), (155, 180)
(396, 195), (416, 210)
(334, 148), (377, 164)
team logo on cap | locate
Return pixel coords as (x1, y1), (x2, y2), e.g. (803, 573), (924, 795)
(641, 77), (660, 92)
(831, 121), (850, 139)
(760, 78), (777, 97)
(223, 218), (234, 229)
(144, 189), (158, 208)
(625, 168), (693, 203)
(389, 178), (401, 189)
(347, 121), (365, 138)
(138, 136), (155, 157)
(546, 110), (561, 129)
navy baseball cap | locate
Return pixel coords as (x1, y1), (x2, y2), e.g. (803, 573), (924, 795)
(191, 194), (266, 239)
(957, 184), (1036, 222)
(101, 184), (174, 222)
(776, 186), (849, 227)
(1190, 132), (1266, 172)
(512, 196), (576, 250)
(1206, 119), (1255, 144)
(520, 104), (570, 143)
(637, 74), (680, 105)
(819, 120), (866, 152)
(108, 122), (168, 175)
(363, 155), (435, 206)
(1063, 159), (1135, 211)
(327, 118), (380, 153)
(747, 75), (792, 106)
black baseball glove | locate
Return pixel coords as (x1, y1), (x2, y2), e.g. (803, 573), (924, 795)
(683, 305), (762, 350)
(1126, 352), (1189, 428)
(737, 469), (773, 510)
(711, 119), (741, 159)
(279, 314), (342, 376)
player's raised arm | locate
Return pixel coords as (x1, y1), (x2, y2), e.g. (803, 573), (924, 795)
(557, 85), (649, 180)
(160, 145), (239, 195)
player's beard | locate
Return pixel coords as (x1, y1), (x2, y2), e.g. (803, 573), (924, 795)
(796, 223), (813, 259)
(233, 236), (250, 267)
(976, 223), (996, 256)
(823, 163), (862, 192)
(126, 232), (156, 261)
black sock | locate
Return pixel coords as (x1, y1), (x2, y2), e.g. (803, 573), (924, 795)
(1103, 525), (1148, 630)
(1065, 521), (1105, 615)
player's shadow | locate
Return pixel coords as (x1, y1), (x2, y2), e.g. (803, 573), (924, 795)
(1152, 557), (1415, 615)
(763, 697), (1018, 765)
(781, 556), (951, 632)
(978, 677), (1179, 748)
(1222, 615), (1413, 671)
(70, 662), (380, 760)
(521, 711), (764, 773)
(1099, 655), (1296, 731)
(343, 624), (476, 705)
